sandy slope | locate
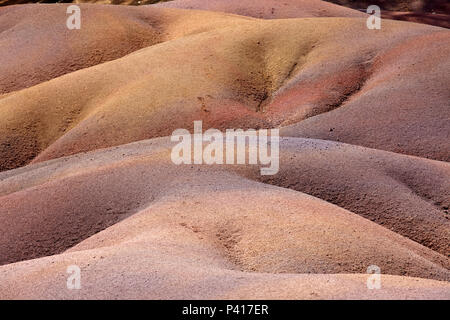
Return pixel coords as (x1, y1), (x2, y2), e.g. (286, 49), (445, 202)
(1, 245), (449, 299)
(381, 11), (450, 29)
(1, 246), (449, 299)
(0, 1), (365, 95)
(279, 30), (450, 161)
(0, 138), (449, 279)
(1, 0), (448, 29)
(0, 1), (170, 5)
(0, 4), (255, 94)
(153, 0), (366, 19)
(0, 137), (449, 298)
(154, 0), (450, 28)
(326, 0), (450, 13)
(239, 139), (450, 256)
(0, 6), (449, 174)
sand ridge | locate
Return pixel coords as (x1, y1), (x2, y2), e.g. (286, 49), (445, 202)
(153, 0), (367, 19)
(0, 4), (258, 94)
(0, 137), (449, 298)
(1, 7), (449, 174)
(0, 138), (448, 277)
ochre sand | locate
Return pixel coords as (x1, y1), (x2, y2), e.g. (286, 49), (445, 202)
(0, 1), (449, 299)
(1, 5), (449, 173)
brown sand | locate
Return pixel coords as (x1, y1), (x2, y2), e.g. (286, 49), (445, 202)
(0, 1), (449, 300)
(278, 29), (450, 161)
(1, 246), (449, 299)
(1, 6), (449, 174)
(325, 0), (450, 14)
(0, 4), (256, 94)
(0, 138), (448, 277)
(153, 0), (367, 19)
(0, 138), (449, 298)
(238, 138), (450, 256)
(381, 11), (450, 29)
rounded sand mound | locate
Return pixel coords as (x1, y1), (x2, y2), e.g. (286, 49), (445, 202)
(1, 7), (449, 174)
(0, 4), (255, 94)
(1, 138), (449, 283)
(0, 139), (450, 299)
(153, 0), (367, 19)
